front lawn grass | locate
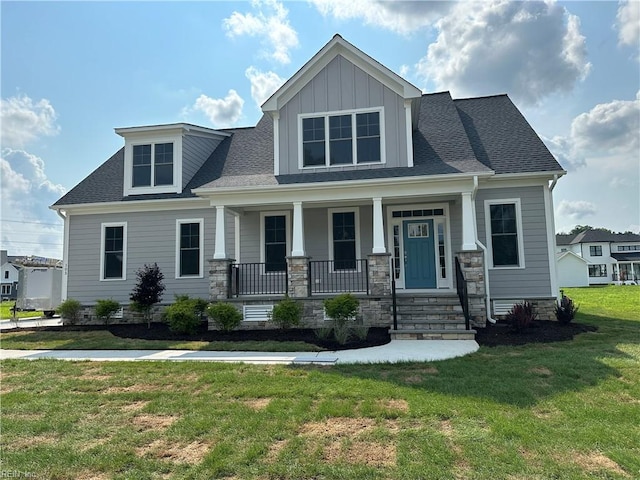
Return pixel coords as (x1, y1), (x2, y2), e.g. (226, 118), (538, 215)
(0, 329), (322, 352)
(0, 300), (43, 320)
(1, 286), (638, 479)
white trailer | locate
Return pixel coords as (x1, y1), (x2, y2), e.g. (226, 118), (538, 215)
(16, 266), (63, 317)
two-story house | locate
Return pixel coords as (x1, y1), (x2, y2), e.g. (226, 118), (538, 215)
(556, 231), (640, 286)
(1, 250), (20, 300)
(52, 35), (565, 337)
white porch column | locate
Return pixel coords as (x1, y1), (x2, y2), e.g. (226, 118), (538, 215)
(214, 205), (227, 259)
(461, 192), (477, 251)
(372, 197), (386, 254)
(291, 201), (305, 257)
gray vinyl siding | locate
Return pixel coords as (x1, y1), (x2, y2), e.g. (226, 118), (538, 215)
(475, 186), (552, 298)
(67, 208), (235, 304)
(277, 55), (407, 175)
(182, 135), (223, 189)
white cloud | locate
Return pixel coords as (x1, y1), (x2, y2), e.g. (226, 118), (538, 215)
(416, 1), (591, 105)
(310, 0), (449, 34)
(245, 66), (285, 109)
(192, 90), (244, 128)
(223, 0), (298, 64)
(556, 200), (596, 220)
(1, 149), (65, 258)
(616, 1), (640, 49)
(1, 94), (60, 148)
(543, 135), (583, 171)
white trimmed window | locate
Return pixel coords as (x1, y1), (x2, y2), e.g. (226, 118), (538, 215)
(485, 199), (525, 269)
(299, 108), (384, 168)
(1, 285), (10, 295)
(260, 212), (291, 273)
(328, 208), (361, 271)
(176, 219), (204, 278)
(100, 222), (127, 280)
(122, 134), (182, 196)
(588, 264), (607, 277)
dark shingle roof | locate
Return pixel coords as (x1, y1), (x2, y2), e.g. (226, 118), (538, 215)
(556, 231), (640, 244)
(454, 95), (564, 174)
(54, 92), (562, 206)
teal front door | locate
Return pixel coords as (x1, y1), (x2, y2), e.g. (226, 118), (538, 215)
(403, 219), (437, 289)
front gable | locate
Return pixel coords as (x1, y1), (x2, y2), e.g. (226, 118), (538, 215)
(264, 35), (423, 176)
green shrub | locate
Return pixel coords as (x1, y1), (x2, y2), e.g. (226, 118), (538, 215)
(352, 324), (370, 341)
(323, 293), (359, 327)
(165, 301), (201, 335)
(333, 323), (351, 345)
(314, 326), (333, 340)
(270, 296), (302, 329)
(555, 292), (579, 324)
(57, 298), (81, 325)
(208, 302), (242, 332)
(95, 299), (120, 326)
(506, 302), (536, 332)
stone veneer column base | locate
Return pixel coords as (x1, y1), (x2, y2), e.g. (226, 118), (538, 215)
(287, 256), (310, 298)
(456, 250), (487, 327)
(367, 253), (392, 297)
(208, 258), (234, 301)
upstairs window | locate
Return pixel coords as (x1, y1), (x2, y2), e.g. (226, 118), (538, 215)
(132, 143), (174, 188)
(589, 245), (603, 256)
(301, 109), (383, 168)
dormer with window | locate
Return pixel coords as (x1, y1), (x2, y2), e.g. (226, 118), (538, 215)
(262, 35), (422, 176)
(116, 123), (229, 196)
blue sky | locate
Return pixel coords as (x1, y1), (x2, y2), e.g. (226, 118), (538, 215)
(1, 0), (639, 259)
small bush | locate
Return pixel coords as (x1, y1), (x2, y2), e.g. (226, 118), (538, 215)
(324, 293), (359, 327)
(555, 292), (579, 324)
(130, 263), (165, 328)
(352, 324), (370, 341)
(270, 296), (302, 329)
(95, 299), (120, 326)
(165, 301), (200, 335)
(506, 302), (537, 332)
(314, 326), (333, 340)
(57, 298), (81, 325)
(208, 302), (242, 332)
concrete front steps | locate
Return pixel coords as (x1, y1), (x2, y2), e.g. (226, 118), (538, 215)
(389, 293), (477, 340)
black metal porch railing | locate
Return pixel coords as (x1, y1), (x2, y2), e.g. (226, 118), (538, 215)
(228, 263), (288, 297)
(309, 259), (369, 295)
(455, 257), (471, 330)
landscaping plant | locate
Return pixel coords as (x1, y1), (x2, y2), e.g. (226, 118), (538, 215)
(130, 263), (165, 328)
(57, 298), (82, 325)
(269, 296), (302, 329)
(555, 291), (579, 324)
(94, 299), (120, 326)
(164, 295), (209, 334)
(323, 293), (360, 345)
(208, 302), (242, 332)
(505, 301), (537, 332)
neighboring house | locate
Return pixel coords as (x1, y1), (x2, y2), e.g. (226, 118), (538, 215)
(556, 251), (589, 288)
(556, 231), (640, 285)
(51, 35), (565, 336)
(1, 250), (20, 301)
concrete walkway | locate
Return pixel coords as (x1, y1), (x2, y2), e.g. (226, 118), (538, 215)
(0, 317), (62, 330)
(0, 340), (479, 365)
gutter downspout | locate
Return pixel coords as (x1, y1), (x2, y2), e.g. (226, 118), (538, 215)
(471, 176), (497, 324)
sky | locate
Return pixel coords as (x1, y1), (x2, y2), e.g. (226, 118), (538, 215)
(1, 0), (639, 259)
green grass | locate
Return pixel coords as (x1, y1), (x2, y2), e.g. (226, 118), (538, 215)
(0, 300), (43, 320)
(0, 286), (638, 479)
(0, 329), (322, 352)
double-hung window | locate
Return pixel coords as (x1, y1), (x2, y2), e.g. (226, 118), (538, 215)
(132, 142), (174, 188)
(485, 200), (524, 268)
(588, 264), (607, 277)
(263, 214), (288, 273)
(589, 245), (602, 256)
(176, 219), (203, 278)
(101, 223), (127, 280)
(329, 209), (360, 271)
(301, 109), (382, 167)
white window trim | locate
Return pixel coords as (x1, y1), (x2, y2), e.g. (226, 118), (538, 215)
(175, 218), (204, 279)
(328, 207), (362, 272)
(123, 134), (183, 196)
(100, 222), (127, 281)
(298, 107), (385, 169)
(259, 211), (291, 274)
(484, 198), (526, 270)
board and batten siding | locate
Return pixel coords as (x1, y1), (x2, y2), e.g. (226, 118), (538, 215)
(475, 186), (553, 298)
(277, 55), (407, 175)
(67, 208), (235, 304)
(182, 135), (223, 189)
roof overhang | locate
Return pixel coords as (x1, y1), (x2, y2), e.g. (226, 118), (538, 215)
(261, 34), (423, 114)
(115, 123), (231, 139)
(50, 197), (210, 215)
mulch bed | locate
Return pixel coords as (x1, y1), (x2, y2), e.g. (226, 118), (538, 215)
(474, 320), (597, 347)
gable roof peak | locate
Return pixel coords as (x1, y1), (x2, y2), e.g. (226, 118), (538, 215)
(261, 34), (422, 113)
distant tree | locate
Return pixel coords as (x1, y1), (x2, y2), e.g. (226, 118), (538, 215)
(130, 263), (165, 328)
